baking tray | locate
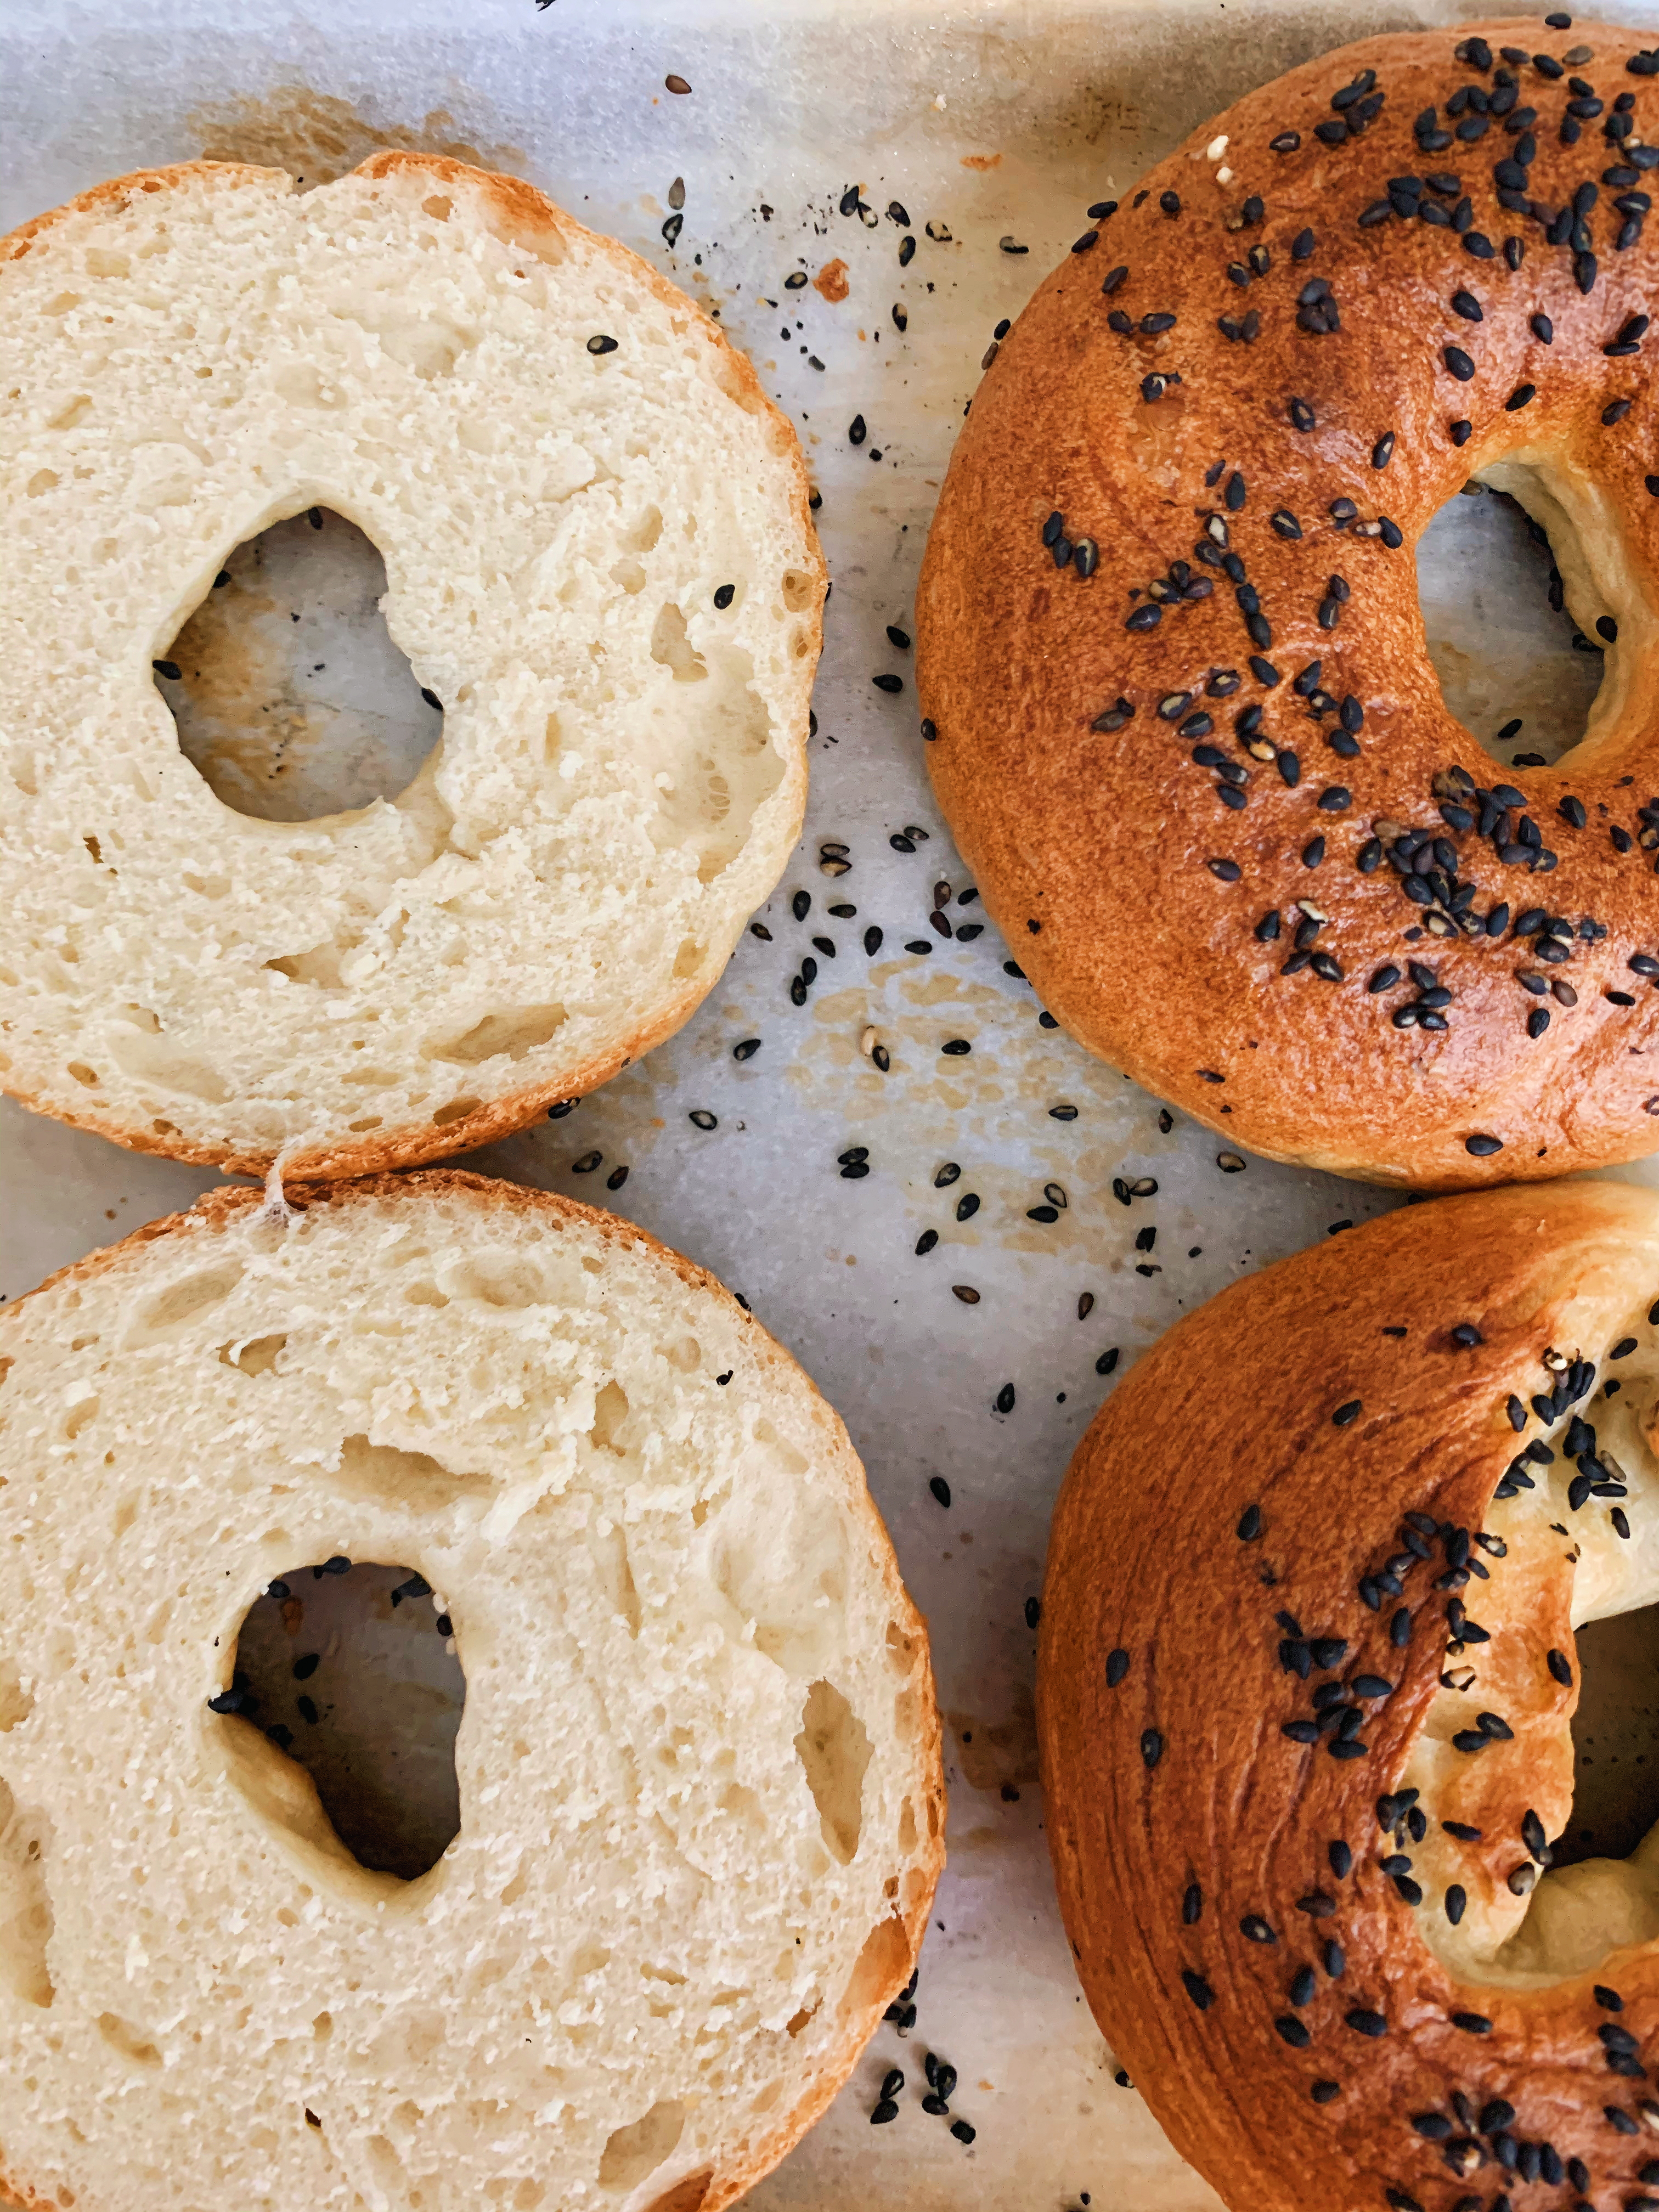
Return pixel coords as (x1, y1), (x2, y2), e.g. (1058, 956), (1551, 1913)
(7, 2), (1659, 2206)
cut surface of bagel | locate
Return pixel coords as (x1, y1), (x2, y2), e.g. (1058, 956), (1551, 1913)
(918, 18), (1659, 1189)
(0, 1171), (940, 2212)
(0, 155), (822, 1177)
(1040, 1177), (1659, 2212)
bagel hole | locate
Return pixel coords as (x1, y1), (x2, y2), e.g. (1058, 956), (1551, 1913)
(216, 1560), (464, 1882)
(156, 508), (443, 822)
(1551, 1600), (1659, 1868)
(1416, 472), (1609, 771)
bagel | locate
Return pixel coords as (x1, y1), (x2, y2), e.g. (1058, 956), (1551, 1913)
(0, 1171), (941, 2212)
(1039, 1176), (1659, 2212)
(0, 155), (822, 1178)
(917, 16), (1659, 1190)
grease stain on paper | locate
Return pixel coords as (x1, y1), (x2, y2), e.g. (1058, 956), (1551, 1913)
(188, 87), (527, 185)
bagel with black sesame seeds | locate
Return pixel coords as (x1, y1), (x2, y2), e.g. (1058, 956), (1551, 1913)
(0, 154), (822, 1179)
(0, 1170), (941, 2212)
(1039, 1177), (1659, 2212)
(918, 18), (1659, 1190)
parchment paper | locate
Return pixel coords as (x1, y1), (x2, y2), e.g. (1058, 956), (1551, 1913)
(7, 4), (1659, 2207)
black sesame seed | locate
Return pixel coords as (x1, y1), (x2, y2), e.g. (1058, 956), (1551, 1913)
(1333, 1400), (1362, 1427)
(1141, 1728), (1164, 1769)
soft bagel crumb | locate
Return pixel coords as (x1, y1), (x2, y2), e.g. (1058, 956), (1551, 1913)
(1, 156), (823, 1179)
(0, 1171), (941, 2212)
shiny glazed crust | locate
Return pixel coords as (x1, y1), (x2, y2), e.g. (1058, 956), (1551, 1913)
(1039, 1178), (1659, 2212)
(918, 19), (1659, 1190)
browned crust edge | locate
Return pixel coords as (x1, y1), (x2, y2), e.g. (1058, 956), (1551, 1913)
(0, 154), (825, 1181)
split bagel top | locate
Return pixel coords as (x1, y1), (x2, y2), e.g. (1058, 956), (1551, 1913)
(0, 154), (822, 1175)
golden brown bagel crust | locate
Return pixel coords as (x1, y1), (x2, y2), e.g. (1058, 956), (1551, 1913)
(1039, 1178), (1659, 2212)
(918, 20), (1659, 1190)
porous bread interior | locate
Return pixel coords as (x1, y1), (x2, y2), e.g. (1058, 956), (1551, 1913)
(1398, 1261), (1659, 1994)
(0, 1175), (940, 2212)
(0, 156), (822, 1175)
